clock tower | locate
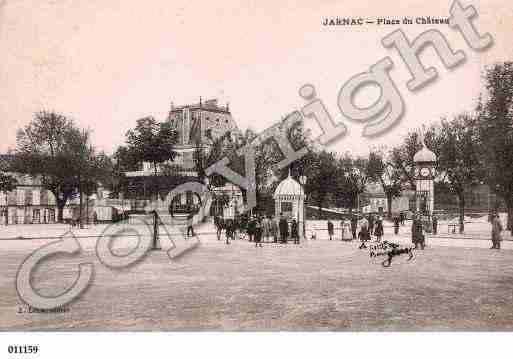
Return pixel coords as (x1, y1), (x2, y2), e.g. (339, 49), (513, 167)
(413, 129), (437, 229)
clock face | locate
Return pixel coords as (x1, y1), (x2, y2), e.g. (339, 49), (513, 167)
(420, 167), (430, 177)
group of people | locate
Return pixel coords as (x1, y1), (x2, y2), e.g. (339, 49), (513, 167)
(326, 212), (427, 250)
(213, 210), (507, 251)
(214, 213), (301, 246)
(327, 217), (356, 241)
(356, 216), (385, 249)
(326, 214), (385, 246)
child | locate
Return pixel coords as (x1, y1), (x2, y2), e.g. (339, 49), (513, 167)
(327, 220), (334, 241)
(358, 217), (370, 249)
(374, 218), (384, 242)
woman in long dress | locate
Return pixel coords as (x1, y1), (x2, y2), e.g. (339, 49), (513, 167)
(374, 218), (384, 242)
(491, 213), (503, 249)
(341, 218), (351, 241)
(262, 216), (271, 242)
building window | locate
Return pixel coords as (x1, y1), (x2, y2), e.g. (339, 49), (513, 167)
(282, 202), (293, 213)
(33, 190), (40, 206)
(16, 189), (24, 206)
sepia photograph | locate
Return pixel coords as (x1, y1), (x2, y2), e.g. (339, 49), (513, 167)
(0, 0), (512, 357)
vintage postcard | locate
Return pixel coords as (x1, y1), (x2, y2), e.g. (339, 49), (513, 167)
(1, 0), (512, 356)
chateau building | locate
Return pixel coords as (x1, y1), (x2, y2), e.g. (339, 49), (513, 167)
(124, 99), (241, 210)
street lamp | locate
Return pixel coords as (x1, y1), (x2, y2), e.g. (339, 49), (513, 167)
(203, 177), (210, 219)
(299, 175), (307, 238)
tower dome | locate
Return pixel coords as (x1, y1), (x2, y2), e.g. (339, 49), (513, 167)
(414, 146), (437, 163)
(273, 173), (302, 199)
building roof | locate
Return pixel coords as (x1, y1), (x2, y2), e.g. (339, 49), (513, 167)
(273, 173), (303, 198)
(169, 99), (230, 114)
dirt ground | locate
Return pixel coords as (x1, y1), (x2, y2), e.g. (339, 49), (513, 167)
(1, 226), (513, 331)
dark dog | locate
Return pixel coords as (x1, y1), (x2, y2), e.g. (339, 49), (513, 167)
(381, 241), (414, 267)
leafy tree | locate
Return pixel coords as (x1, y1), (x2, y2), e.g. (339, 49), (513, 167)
(303, 150), (340, 217)
(389, 132), (424, 190)
(13, 111), (86, 222)
(0, 158), (17, 225)
(125, 117), (179, 200)
(431, 114), (483, 233)
(194, 131), (234, 188)
(338, 153), (370, 214)
(477, 62), (513, 233)
(13, 111), (112, 223)
(367, 148), (403, 218)
(126, 117), (178, 174)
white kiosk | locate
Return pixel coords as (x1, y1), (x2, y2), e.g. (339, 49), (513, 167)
(273, 173), (305, 238)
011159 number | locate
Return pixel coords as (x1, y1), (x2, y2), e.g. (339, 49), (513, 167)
(7, 345), (39, 354)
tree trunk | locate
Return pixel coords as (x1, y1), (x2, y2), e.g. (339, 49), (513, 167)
(458, 192), (465, 234)
(57, 201), (65, 223)
(317, 199), (323, 219)
(79, 176), (84, 228)
(506, 198), (513, 235)
(153, 163), (159, 201)
(386, 192), (393, 219)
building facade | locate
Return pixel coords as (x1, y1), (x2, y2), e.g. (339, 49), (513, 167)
(363, 182), (415, 215)
(168, 98), (240, 170)
(0, 173), (67, 225)
(124, 98), (241, 211)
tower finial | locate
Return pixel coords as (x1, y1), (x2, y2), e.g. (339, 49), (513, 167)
(288, 168), (291, 178)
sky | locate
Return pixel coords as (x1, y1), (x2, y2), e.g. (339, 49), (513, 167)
(0, 0), (512, 157)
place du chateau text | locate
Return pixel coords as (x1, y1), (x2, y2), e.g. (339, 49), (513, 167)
(322, 17), (450, 26)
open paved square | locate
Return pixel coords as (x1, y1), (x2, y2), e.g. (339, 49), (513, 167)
(1, 222), (513, 331)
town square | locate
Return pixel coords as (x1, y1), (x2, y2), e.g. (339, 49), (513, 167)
(1, 4), (513, 359)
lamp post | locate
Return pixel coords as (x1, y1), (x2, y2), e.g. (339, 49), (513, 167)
(204, 177), (210, 219)
(299, 175), (307, 238)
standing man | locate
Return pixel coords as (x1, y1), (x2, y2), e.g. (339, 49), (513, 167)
(152, 210), (160, 249)
(247, 215), (256, 242)
(374, 218), (384, 242)
(271, 215), (279, 243)
(327, 219), (334, 241)
(432, 214), (438, 235)
(368, 214), (375, 235)
(350, 216), (358, 240)
(412, 214), (425, 250)
(491, 213), (503, 249)
(225, 218), (233, 245)
(291, 218), (299, 245)
(254, 217), (263, 247)
(279, 213), (289, 244)
(393, 216), (400, 235)
(186, 206), (196, 238)
(214, 215), (223, 241)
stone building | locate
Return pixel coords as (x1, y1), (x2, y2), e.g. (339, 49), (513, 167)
(168, 98), (240, 170)
(124, 98), (241, 210)
(0, 170), (74, 225)
(363, 182), (415, 215)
